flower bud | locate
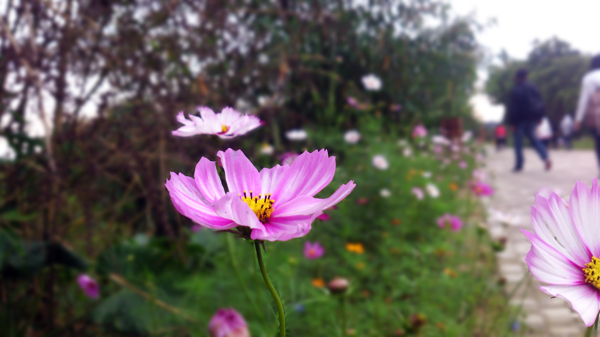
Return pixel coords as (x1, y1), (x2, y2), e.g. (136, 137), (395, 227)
(209, 308), (250, 337)
(328, 277), (349, 294)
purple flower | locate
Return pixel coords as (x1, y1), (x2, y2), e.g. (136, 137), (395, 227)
(280, 152), (299, 166)
(390, 104), (402, 112)
(522, 179), (600, 326)
(471, 181), (494, 197)
(459, 161), (467, 169)
(77, 274), (99, 299)
(172, 107), (261, 139)
(346, 96), (361, 109)
(437, 214), (463, 231)
(411, 187), (424, 200)
(304, 241), (325, 259)
(165, 149), (355, 242)
(412, 124), (427, 138)
(209, 308), (250, 337)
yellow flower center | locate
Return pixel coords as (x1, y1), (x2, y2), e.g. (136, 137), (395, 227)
(220, 124), (229, 133)
(240, 191), (274, 222)
(584, 256), (600, 289)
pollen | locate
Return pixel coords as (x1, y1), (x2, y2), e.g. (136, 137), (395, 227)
(583, 256), (600, 289)
(240, 191), (274, 222)
(220, 124), (230, 133)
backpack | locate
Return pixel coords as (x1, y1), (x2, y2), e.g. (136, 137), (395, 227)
(526, 85), (546, 121)
(584, 88), (600, 129)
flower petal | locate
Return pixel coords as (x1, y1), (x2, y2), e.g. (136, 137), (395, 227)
(198, 107), (222, 134)
(273, 181), (356, 217)
(194, 157), (226, 203)
(212, 192), (265, 230)
(172, 112), (199, 137)
(539, 284), (600, 327)
(271, 149), (337, 204)
(569, 179), (600, 257)
(217, 107), (241, 125)
(522, 229), (584, 285)
(250, 213), (320, 242)
(259, 164), (289, 195)
(217, 149), (261, 195)
(532, 194), (590, 266)
(165, 173), (235, 229)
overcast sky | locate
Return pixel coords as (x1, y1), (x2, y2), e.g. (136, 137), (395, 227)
(450, 0), (600, 122)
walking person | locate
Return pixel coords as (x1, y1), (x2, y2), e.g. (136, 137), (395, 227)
(560, 114), (574, 149)
(505, 68), (552, 172)
(574, 55), (600, 172)
(536, 117), (553, 148)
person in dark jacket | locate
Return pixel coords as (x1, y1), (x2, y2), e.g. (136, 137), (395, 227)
(505, 68), (552, 172)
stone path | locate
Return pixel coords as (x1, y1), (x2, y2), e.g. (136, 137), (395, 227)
(484, 147), (598, 336)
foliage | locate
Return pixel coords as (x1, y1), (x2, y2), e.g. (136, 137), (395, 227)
(485, 37), (591, 127)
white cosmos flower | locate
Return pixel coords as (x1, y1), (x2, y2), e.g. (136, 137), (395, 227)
(361, 74), (382, 91)
(432, 135), (450, 145)
(422, 171), (432, 178)
(380, 189), (392, 198)
(461, 131), (473, 143)
(260, 143), (274, 155)
(285, 129), (308, 141)
(344, 130), (361, 144)
(372, 155), (389, 170)
(172, 107), (261, 139)
(403, 147), (413, 157)
(426, 183), (440, 198)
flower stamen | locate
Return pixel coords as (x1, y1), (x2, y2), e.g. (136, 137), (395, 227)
(240, 191), (274, 222)
(583, 256), (600, 289)
(220, 125), (230, 134)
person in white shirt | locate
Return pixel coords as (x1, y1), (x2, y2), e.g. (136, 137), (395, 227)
(574, 55), (600, 167)
(536, 117), (553, 148)
(560, 114), (574, 149)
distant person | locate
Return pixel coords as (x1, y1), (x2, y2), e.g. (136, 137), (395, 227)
(560, 114), (574, 149)
(575, 54), (600, 171)
(494, 124), (507, 151)
(536, 117), (553, 148)
(505, 68), (552, 172)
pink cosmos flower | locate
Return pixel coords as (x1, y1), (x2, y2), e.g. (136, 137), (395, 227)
(472, 169), (487, 181)
(412, 124), (427, 138)
(471, 181), (494, 197)
(209, 308), (250, 337)
(165, 149), (355, 242)
(411, 187), (424, 200)
(522, 179), (600, 326)
(281, 152), (299, 166)
(304, 241), (325, 259)
(437, 214), (463, 231)
(346, 96), (362, 109)
(459, 161), (467, 169)
(77, 274), (99, 299)
(317, 213), (330, 221)
(390, 104), (402, 112)
(172, 107), (261, 139)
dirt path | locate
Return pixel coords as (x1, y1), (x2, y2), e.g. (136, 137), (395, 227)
(484, 146), (597, 336)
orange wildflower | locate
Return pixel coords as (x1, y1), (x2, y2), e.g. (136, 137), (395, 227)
(449, 183), (458, 191)
(346, 243), (365, 254)
(311, 278), (325, 288)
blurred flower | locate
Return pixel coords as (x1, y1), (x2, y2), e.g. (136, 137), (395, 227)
(449, 183), (458, 191)
(209, 308), (250, 337)
(356, 197), (369, 205)
(411, 187), (424, 200)
(77, 274), (99, 299)
(328, 277), (350, 294)
(165, 149), (355, 241)
(422, 171), (431, 178)
(472, 169), (487, 181)
(280, 152), (299, 166)
(535, 186), (564, 199)
(391, 218), (401, 226)
(397, 139), (408, 147)
(344, 130), (361, 144)
(346, 243), (364, 254)
(511, 320), (521, 331)
(304, 241), (325, 259)
(346, 96), (362, 109)
(258, 53), (269, 64)
(443, 268), (458, 278)
(294, 303), (305, 313)
(259, 143), (274, 155)
(380, 188), (392, 198)
(521, 179), (600, 326)
(433, 145), (442, 154)
(461, 131), (473, 143)
(372, 155), (389, 170)
(437, 214), (463, 231)
(312, 278), (325, 288)
(408, 313), (427, 332)
(317, 213), (330, 221)
(412, 124), (427, 138)
(285, 129), (308, 141)
(426, 183), (440, 198)
(257, 95), (269, 107)
(450, 144), (460, 152)
(459, 161), (467, 169)
(432, 135), (450, 145)
(390, 104), (402, 111)
(361, 74), (382, 91)
(402, 147), (412, 157)
(471, 181), (494, 197)
(172, 107), (261, 139)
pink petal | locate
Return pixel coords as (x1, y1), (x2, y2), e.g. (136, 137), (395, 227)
(539, 284), (600, 327)
(212, 192), (265, 230)
(522, 229), (584, 285)
(569, 179), (600, 257)
(259, 164), (289, 194)
(172, 112), (199, 137)
(165, 173), (235, 229)
(250, 214), (319, 242)
(532, 194), (590, 266)
(194, 157), (226, 203)
(270, 149), (336, 204)
(272, 181), (356, 217)
(218, 107), (242, 125)
(217, 149), (261, 195)
(198, 107), (222, 134)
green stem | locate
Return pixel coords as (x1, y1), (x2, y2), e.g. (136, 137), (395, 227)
(226, 235), (268, 330)
(254, 241), (286, 337)
(585, 314), (600, 337)
(339, 296), (347, 337)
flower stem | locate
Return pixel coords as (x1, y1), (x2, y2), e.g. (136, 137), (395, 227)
(254, 241), (286, 337)
(339, 296), (347, 337)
